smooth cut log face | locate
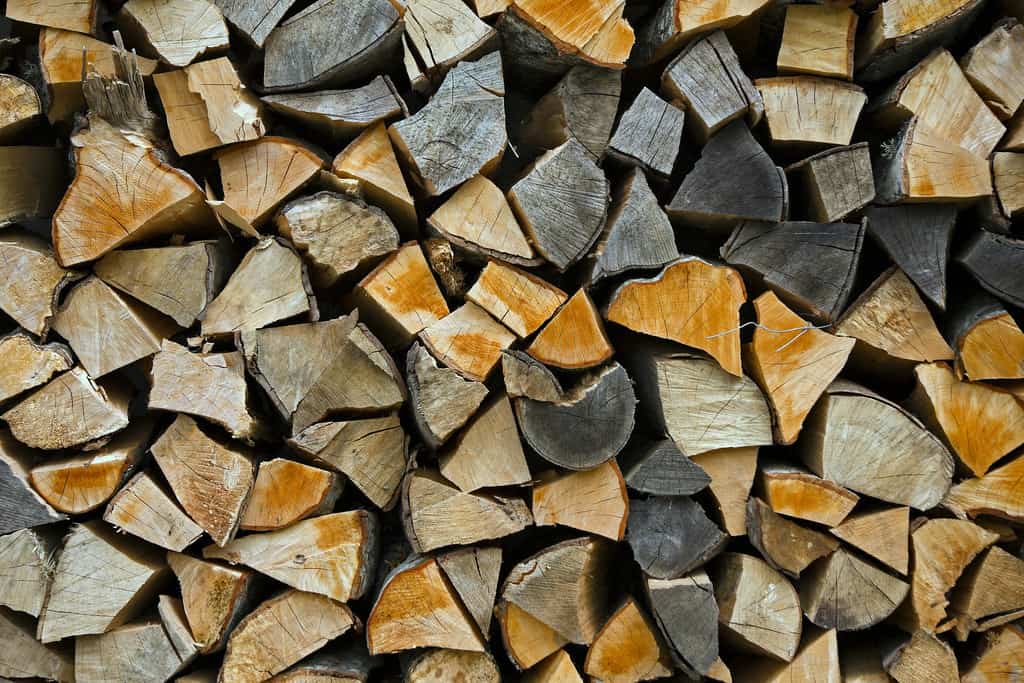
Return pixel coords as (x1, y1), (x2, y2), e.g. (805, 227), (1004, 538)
(0, 527), (58, 617)
(212, 0), (299, 47)
(994, 152), (1024, 218)
(863, 204), (955, 309)
(502, 349), (564, 402)
(239, 458), (341, 532)
(0, 147), (65, 226)
(621, 438), (710, 497)
(466, 261), (566, 338)
(801, 548), (909, 631)
(439, 394), (531, 492)
(438, 546), (502, 637)
(962, 626), (1024, 683)
(584, 597), (673, 683)
(945, 454), (1024, 522)
(950, 546), (1024, 633)
(404, 0), (496, 78)
(760, 465), (858, 527)
(639, 0), (771, 63)
(0, 75), (43, 143)
(75, 619), (192, 683)
(830, 506), (910, 574)
(746, 498), (839, 578)
(608, 258), (746, 377)
(778, 5), (857, 79)
(0, 231), (77, 336)
(121, 0), (230, 67)
(167, 552), (255, 653)
(756, 77), (866, 146)
(103, 470), (204, 551)
(0, 607), (74, 682)
(628, 496), (726, 579)
(406, 650), (500, 683)
(420, 303), (517, 382)
(7, 0), (96, 32)
(644, 571), (719, 676)
(407, 342), (488, 448)
(533, 461), (628, 540)
(429, 175), (536, 265)
(528, 289), (612, 370)
(332, 122), (417, 234)
(520, 65), (620, 160)
(368, 556), (485, 654)
(884, 629), (960, 683)
(606, 87), (684, 178)
(692, 447), (758, 536)
(508, 0), (635, 69)
(958, 230), (1024, 309)
(961, 20), (1024, 119)
(787, 143), (875, 222)
(745, 627), (840, 683)
(497, 601), (568, 670)
(0, 332), (73, 403)
(263, 76), (405, 141)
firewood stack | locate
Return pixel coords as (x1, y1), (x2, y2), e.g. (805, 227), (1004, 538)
(2, 0), (1024, 680)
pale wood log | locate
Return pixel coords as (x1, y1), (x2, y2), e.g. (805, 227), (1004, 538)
(466, 261), (566, 338)
(949, 546), (1024, 637)
(0, 148), (65, 228)
(404, 0), (495, 81)
(2, 367), (131, 451)
(0, 607), (74, 682)
(502, 349), (564, 402)
(238, 458), (341, 532)
(120, 0), (228, 66)
(786, 143), (874, 222)
(524, 650), (583, 683)
(957, 230), (1024, 308)
(515, 362), (635, 470)
(104, 470), (204, 551)
(520, 65), (620, 160)
(420, 303), (517, 382)
(639, 0), (770, 63)
(644, 571), (719, 676)
(755, 77), (866, 147)
(746, 497), (839, 578)
(332, 123), (417, 235)
(606, 87), (683, 178)
(831, 506), (910, 575)
(528, 289), (612, 370)
(737, 627), (840, 683)
(801, 548), (909, 631)
(629, 496), (726, 578)
(620, 439), (709, 497)
(37, 520), (165, 643)
(406, 649), (499, 682)
(167, 551), (256, 653)
(759, 462), (858, 527)
(0, 526), (57, 617)
(0, 331), (72, 404)
(584, 597), (673, 683)
(993, 152), (1024, 218)
(407, 343), (487, 449)
(691, 447), (758, 537)
(157, 595), (200, 671)
(883, 630), (959, 683)
(778, 5), (856, 79)
(438, 393), (530, 493)
(0, 75), (42, 142)
(76, 618), (194, 683)
(496, 600), (568, 670)
(944, 454), (1024, 522)
(1004, 106), (1024, 150)
(211, 0), (298, 46)
(273, 642), (376, 682)
(961, 19), (1024, 119)
(504, 0), (634, 70)
(533, 461), (628, 541)
(264, 76), (405, 144)
(469, 0), (508, 17)
(0, 230), (76, 337)
(7, 0), (96, 32)
(437, 546), (501, 637)
(962, 625), (1024, 682)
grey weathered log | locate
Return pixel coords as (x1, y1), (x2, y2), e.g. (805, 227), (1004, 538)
(800, 547), (910, 631)
(501, 350), (564, 402)
(519, 65), (621, 159)
(389, 52), (505, 197)
(606, 87), (684, 178)
(864, 204), (955, 309)
(0, 430), (65, 535)
(620, 439), (711, 497)
(0, 526), (59, 617)
(746, 497), (839, 578)
(438, 546), (502, 637)
(508, 137), (609, 271)
(514, 363), (635, 470)
(276, 642), (377, 682)
(75, 618), (195, 683)
(628, 496), (727, 579)
(262, 0), (404, 91)
(644, 571), (719, 677)
(787, 143), (875, 222)
(667, 120), (787, 232)
(957, 230), (1024, 308)
(406, 342), (488, 449)
(262, 76), (406, 141)
(496, 8), (593, 81)
(213, 0), (300, 46)
(721, 220), (865, 322)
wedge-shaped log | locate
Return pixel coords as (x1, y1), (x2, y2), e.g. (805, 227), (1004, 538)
(644, 571), (719, 676)
(438, 546), (502, 637)
(962, 626), (1024, 682)
(621, 439), (710, 497)
(778, 4), (857, 79)
(7, 0), (97, 33)
(863, 204), (955, 309)
(533, 461), (628, 541)
(439, 394), (531, 493)
(212, 0), (299, 47)
(263, 76), (405, 142)
(760, 462), (859, 527)
(520, 65), (620, 160)
(950, 546), (1024, 637)
(883, 629), (960, 683)
(747, 497), (839, 579)
(167, 552), (256, 653)
(274, 642), (377, 682)
(692, 447), (758, 537)
(961, 19), (1024, 119)
(994, 152), (1024, 218)
(801, 548), (909, 631)
(420, 303), (517, 381)
(120, 0), (230, 67)
(787, 143), (874, 222)
(496, 601), (568, 670)
(0, 432), (66, 535)
(103, 471), (204, 551)
(584, 597), (673, 682)
(466, 261), (566, 338)
(428, 176), (536, 265)
(638, 0), (772, 64)
(0, 607), (74, 682)
(606, 87), (683, 178)
(239, 458), (341, 532)
(945, 454), (1024, 523)
(0, 75), (43, 143)
(503, 0), (634, 70)
(528, 289), (612, 370)
(0, 527), (59, 617)
(742, 628), (841, 683)
(831, 506), (910, 574)
(958, 230), (1024, 308)
(75, 618), (194, 683)
(756, 77), (866, 147)
(407, 650), (499, 682)
(502, 349), (564, 402)
(629, 496), (726, 578)
(0, 231), (77, 336)
(407, 343), (488, 449)
(333, 123), (417, 234)
(0, 332), (72, 403)
(404, 0), (495, 80)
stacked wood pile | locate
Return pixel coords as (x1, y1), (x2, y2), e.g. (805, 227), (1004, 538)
(2, 0), (1024, 680)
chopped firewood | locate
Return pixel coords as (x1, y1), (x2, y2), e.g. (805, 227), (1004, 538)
(801, 381), (954, 509)
(508, 138), (609, 271)
(0, 233), (77, 337)
(8, 0), (96, 32)
(722, 220), (864, 323)
(945, 454), (1024, 522)
(958, 230), (1024, 308)
(739, 627), (840, 683)
(37, 521), (165, 643)
(497, 601), (568, 670)
(962, 19), (1024, 119)
(151, 415), (255, 546)
(533, 461), (628, 541)
(0, 527), (58, 617)
(830, 506), (910, 574)
(0, 607), (74, 682)
(211, 0), (298, 46)
(801, 548), (909, 631)
(407, 342), (486, 448)
(608, 258), (745, 376)
(994, 152), (1024, 218)
(159, 595), (201, 666)
(438, 546), (501, 637)
(759, 462), (858, 526)
(238, 458), (341, 532)
(289, 416), (408, 510)
(786, 143), (875, 222)
(221, 589), (358, 683)
(274, 643), (376, 682)
(606, 87), (684, 178)
(263, 76), (405, 143)
(402, 469), (532, 553)
(692, 447), (758, 537)
(962, 626), (1024, 682)
(524, 650), (582, 683)
(167, 552), (255, 653)
(528, 289), (612, 370)
(713, 553), (802, 662)
(746, 498), (839, 578)
(406, 649), (499, 682)
(949, 546), (1024, 636)
(438, 394), (530, 492)
(0, 148), (64, 226)
(777, 4), (857, 79)
(584, 597), (673, 682)
(501, 537), (612, 645)
(755, 77), (866, 147)
(502, 349), (564, 402)
(621, 442), (708, 501)
(390, 52), (505, 197)
(404, 0), (495, 81)
(332, 123), (417, 234)
(503, 0), (634, 70)
(0, 332), (72, 403)
(908, 362), (1024, 476)
(628, 496), (726, 578)
(0, 75), (41, 142)
(120, 0), (229, 67)
(367, 555), (485, 654)
(420, 303), (517, 381)
(883, 630), (959, 683)
(520, 65), (620, 160)
(644, 571), (719, 676)
(639, 0), (770, 62)
(747, 291), (854, 444)
(863, 204), (955, 309)
(76, 618), (195, 683)
(515, 363), (635, 470)
(466, 262), (566, 338)
(2, 367), (131, 451)
(660, 30), (763, 140)
(103, 470), (204, 551)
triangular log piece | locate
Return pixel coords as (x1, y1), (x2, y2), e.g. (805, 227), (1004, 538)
(533, 461), (628, 541)
(439, 393), (531, 493)
(908, 362), (1024, 477)
(1004, 107), (1024, 151)
(830, 506), (910, 574)
(389, 52), (505, 197)
(103, 470), (204, 551)
(755, 77), (866, 147)
(0, 607), (74, 682)
(289, 416), (408, 510)
(740, 627), (840, 683)
(529, 289), (613, 370)
(759, 462), (858, 526)
(628, 496), (726, 578)
(402, 469), (532, 553)
(0, 527), (59, 617)
(691, 447), (758, 537)
(801, 548), (909, 631)
(0, 74), (43, 143)
(406, 650), (499, 682)
(0, 331), (73, 403)
(606, 87), (684, 178)
(496, 601), (568, 670)
(438, 546), (502, 637)
(509, 138), (609, 271)
(221, 589), (358, 682)
(620, 438), (711, 497)
(607, 258), (746, 376)
(515, 362), (635, 470)
(262, 0), (403, 91)
(945, 454), (1024, 522)
(159, 595), (202, 667)
(274, 642), (377, 682)
(2, 367), (131, 451)
(949, 546), (1024, 636)
(466, 261), (567, 338)
(786, 143), (875, 222)
(746, 498), (839, 578)
(406, 342), (488, 449)
(151, 414), (256, 546)
(637, 0), (772, 64)
(667, 120), (786, 231)
(519, 65), (621, 160)
(994, 152), (1024, 218)
(721, 219), (864, 323)
(205, 510), (378, 602)
(167, 552), (256, 653)
(712, 553), (802, 662)
(801, 381), (954, 509)
(0, 231), (78, 336)
(644, 571), (719, 677)
(882, 630), (959, 683)
(238, 458), (342, 532)
(0, 147), (65, 225)
(501, 537), (612, 645)
(420, 303), (517, 382)
(263, 76), (406, 142)
(957, 230), (1024, 308)
(778, 4), (857, 79)
(747, 291), (854, 444)
(403, 0), (496, 81)
(962, 626), (1024, 682)
(961, 19), (1024, 120)
(37, 521), (166, 643)
(367, 555), (485, 654)
(504, 0), (634, 69)
(584, 597), (673, 682)
(332, 122), (417, 234)
(502, 349), (564, 402)
(212, 0), (299, 47)
(75, 618), (194, 683)
(120, 0), (229, 67)
(863, 203), (955, 309)
(7, 0), (96, 32)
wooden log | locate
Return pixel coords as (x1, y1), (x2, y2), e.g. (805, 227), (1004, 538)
(759, 462), (858, 527)
(167, 551), (256, 653)
(1004, 108), (1024, 150)
(263, 76), (406, 143)
(958, 230), (1024, 308)
(238, 458), (341, 532)
(502, 349), (564, 402)
(120, 0), (229, 67)
(692, 447), (758, 537)
(211, 0), (298, 47)
(438, 393), (531, 493)
(777, 4), (857, 79)
(515, 362), (635, 470)
(159, 595), (201, 669)
(508, 138), (609, 271)
(0, 607), (74, 682)
(519, 65), (620, 160)
(7, 0), (97, 33)
(103, 470), (204, 551)
(644, 571), (719, 676)
(755, 77), (866, 147)
(945, 454), (1024, 522)
(0, 332), (73, 404)
(0, 75), (42, 142)
(605, 87), (684, 179)
(528, 289), (612, 370)
(786, 143), (874, 222)
(496, 601), (568, 670)
(274, 642), (377, 682)
(75, 618), (194, 683)
(883, 630), (959, 683)
(738, 627), (840, 683)
(404, 0), (495, 82)
(2, 367), (131, 451)
(524, 650), (582, 682)
(993, 151), (1024, 219)
(332, 123), (417, 235)
(0, 148), (65, 228)
(961, 19), (1024, 120)
(830, 506), (910, 575)
(746, 498), (839, 578)
(437, 546), (501, 637)
(628, 496), (726, 578)
(533, 461), (628, 541)
(503, 0), (634, 70)
(584, 597), (673, 682)
(466, 261), (566, 338)
(620, 438), (710, 497)
(863, 204), (955, 309)
(406, 342), (487, 449)
(638, 0), (770, 63)
(0, 238), (72, 333)
(962, 626), (1024, 682)
(801, 548), (909, 631)
(406, 649), (500, 682)
(420, 303), (517, 382)
(949, 546), (1024, 637)
(0, 527), (58, 617)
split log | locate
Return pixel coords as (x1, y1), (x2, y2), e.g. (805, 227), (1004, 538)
(158, 595), (201, 667)
(628, 496), (726, 578)
(404, 0), (496, 81)
(993, 152), (1024, 218)
(1005, 108), (1024, 150)
(263, 76), (405, 142)
(437, 546), (501, 637)
(0, 232), (76, 337)
(262, 0), (403, 91)
(801, 548), (909, 631)
(7, 0), (96, 33)
(949, 546), (1024, 636)
(508, 138), (609, 271)
(0, 75), (42, 142)
(644, 571), (719, 676)
(606, 87), (684, 178)
(0, 332), (72, 403)
(212, 0), (298, 46)
(167, 551), (256, 653)
(466, 261), (566, 338)
(945, 454), (1024, 522)
(957, 230), (1024, 308)
(0, 148), (65, 228)
(502, 349), (564, 402)
(962, 19), (1024, 119)
(389, 52), (505, 197)
(420, 303), (517, 381)
(519, 65), (620, 160)
(746, 498), (839, 577)
(238, 458), (341, 532)
(503, 0), (634, 70)
(406, 342), (487, 449)
(527, 289), (612, 370)
(0, 527), (59, 617)
(721, 220), (864, 323)
(637, 0), (772, 63)
(584, 597), (673, 682)
(533, 460), (628, 540)
(103, 470), (204, 551)
(496, 601), (568, 670)
(759, 462), (858, 527)
(438, 394), (531, 492)
(620, 438), (711, 497)
(0, 607), (74, 682)
(777, 4), (857, 79)
(962, 626), (1024, 682)
(786, 143), (875, 222)
(739, 628), (840, 683)
(525, 650), (582, 682)
(274, 643), (377, 682)
(883, 630), (960, 683)
(755, 77), (866, 147)
(37, 520), (165, 643)
(514, 362), (635, 470)
(120, 0), (229, 67)
(406, 650), (500, 683)
(332, 123), (417, 234)
(75, 618), (194, 683)
(830, 506), (910, 574)
(691, 447), (758, 537)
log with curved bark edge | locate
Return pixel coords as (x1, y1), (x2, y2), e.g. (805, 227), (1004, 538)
(644, 571), (719, 677)
(0, 147), (65, 227)
(515, 362), (635, 471)
(606, 87), (683, 178)
(439, 393), (531, 493)
(883, 629), (959, 683)
(367, 555), (486, 655)
(760, 462), (859, 527)
(0, 75), (42, 142)
(502, 349), (564, 402)
(800, 548), (909, 631)
(744, 627), (841, 683)
(406, 649), (500, 683)
(505, 0), (634, 70)
(205, 510), (378, 602)
(755, 77), (866, 147)
(830, 506), (910, 575)
(120, 0), (229, 67)
(274, 643), (377, 682)
(961, 19), (1024, 120)
(691, 447), (758, 537)
(508, 138), (609, 272)
(0, 606), (74, 682)
(7, 0), (97, 33)
(238, 458), (342, 532)
(76, 617), (195, 683)
(211, 0), (299, 47)
(786, 143), (875, 222)
(532, 460), (628, 541)
(437, 546), (502, 637)
(419, 303), (517, 382)
(638, 0), (772, 64)
(262, 0), (403, 92)
(520, 65), (620, 160)
(0, 432), (66, 535)
(466, 261), (566, 338)
(907, 362), (1024, 477)
(406, 342), (488, 449)
(102, 470), (204, 551)
(944, 454), (1024, 523)
(528, 289), (612, 370)
(746, 497), (839, 578)
(949, 546), (1024, 638)
(263, 76), (406, 142)
(584, 596), (673, 683)
(167, 551), (257, 653)
(994, 152), (1024, 218)
(0, 232), (78, 337)
(496, 601), (568, 670)
(777, 4), (857, 79)
(620, 438), (711, 497)
(628, 496), (726, 579)
(0, 332), (72, 403)
(404, 0), (496, 83)
(962, 626), (1024, 682)
(712, 552), (802, 662)
(957, 230), (1024, 309)
(0, 527), (58, 618)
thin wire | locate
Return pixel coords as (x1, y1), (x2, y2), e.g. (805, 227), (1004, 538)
(705, 321), (833, 352)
